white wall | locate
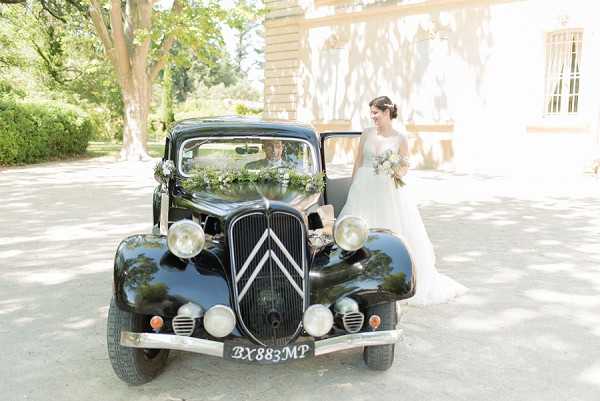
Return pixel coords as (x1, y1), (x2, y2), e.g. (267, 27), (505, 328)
(297, 0), (600, 174)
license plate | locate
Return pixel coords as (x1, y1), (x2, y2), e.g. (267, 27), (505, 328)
(224, 341), (314, 364)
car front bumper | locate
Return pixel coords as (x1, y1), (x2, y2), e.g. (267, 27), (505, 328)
(120, 329), (402, 358)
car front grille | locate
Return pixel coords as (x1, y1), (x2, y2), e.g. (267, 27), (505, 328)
(229, 211), (307, 346)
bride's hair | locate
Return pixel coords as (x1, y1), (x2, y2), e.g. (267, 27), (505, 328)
(369, 96), (398, 119)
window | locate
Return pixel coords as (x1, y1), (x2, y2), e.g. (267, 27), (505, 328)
(544, 30), (583, 116)
(178, 137), (317, 177)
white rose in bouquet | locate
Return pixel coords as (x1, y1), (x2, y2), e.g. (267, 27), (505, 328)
(373, 151), (407, 188)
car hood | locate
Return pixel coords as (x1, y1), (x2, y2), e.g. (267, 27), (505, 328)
(176, 183), (321, 218)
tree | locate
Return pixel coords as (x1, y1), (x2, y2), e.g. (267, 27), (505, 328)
(161, 62), (174, 131)
(1, 1), (124, 139)
(88, 0), (224, 160)
(228, 0), (264, 76)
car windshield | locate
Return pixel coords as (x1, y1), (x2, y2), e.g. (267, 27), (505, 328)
(179, 137), (318, 176)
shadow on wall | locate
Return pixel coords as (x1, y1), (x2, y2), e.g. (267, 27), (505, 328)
(305, 3), (494, 169)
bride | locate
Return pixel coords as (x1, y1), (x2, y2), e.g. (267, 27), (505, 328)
(339, 96), (467, 305)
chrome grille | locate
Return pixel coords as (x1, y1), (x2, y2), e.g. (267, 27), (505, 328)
(342, 312), (365, 334)
(172, 315), (195, 336)
(230, 211), (307, 346)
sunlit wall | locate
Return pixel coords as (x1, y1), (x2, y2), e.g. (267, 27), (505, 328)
(265, 0), (600, 174)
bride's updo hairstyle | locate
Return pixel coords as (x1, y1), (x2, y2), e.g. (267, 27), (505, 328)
(369, 96), (398, 119)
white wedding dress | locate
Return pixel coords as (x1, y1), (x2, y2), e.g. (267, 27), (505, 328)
(339, 128), (467, 305)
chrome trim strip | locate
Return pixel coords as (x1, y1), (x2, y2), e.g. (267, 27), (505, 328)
(270, 251), (304, 298)
(271, 211), (308, 311)
(178, 136), (319, 178)
(238, 250), (271, 301)
(314, 329), (402, 356)
(120, 331), (224, 357)
(159, 191), (169, 235)
(235, 228), (270, 283)
(268, 228), (303, 276)
(119, 329), (402, 358)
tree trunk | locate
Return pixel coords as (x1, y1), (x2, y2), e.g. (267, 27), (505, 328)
(89, 0), (182, 161)
(119, 78), (151, 161)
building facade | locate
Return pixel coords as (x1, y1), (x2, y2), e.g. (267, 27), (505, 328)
(264, 0), (600, 173)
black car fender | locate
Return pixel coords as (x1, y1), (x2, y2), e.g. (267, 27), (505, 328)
(113, 234), (231, 318)
(309, 229), (415, 308)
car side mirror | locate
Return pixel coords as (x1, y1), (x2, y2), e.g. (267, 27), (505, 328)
(154, 160), (175, 186)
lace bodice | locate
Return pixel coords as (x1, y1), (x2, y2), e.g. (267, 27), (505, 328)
(361, 128), (403, 167)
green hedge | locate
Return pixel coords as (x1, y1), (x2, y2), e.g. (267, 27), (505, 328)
(0, 98), (95, 165)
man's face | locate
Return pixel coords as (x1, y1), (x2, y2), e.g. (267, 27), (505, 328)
(264, 141), (283, 161)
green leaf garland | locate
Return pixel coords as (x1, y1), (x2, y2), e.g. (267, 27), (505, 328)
(182, 167), (325, 193)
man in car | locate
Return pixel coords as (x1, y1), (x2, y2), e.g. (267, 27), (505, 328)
(245, 139), (289, 169)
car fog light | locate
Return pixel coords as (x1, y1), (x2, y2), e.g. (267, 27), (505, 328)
(150, 315), (164, 332)
(167, 220), (205, 259)
(369, 314), (382, 330)
(303, 304), (334, 337)
(334, 297), (359, 315)
(178, 302), (204, 318)
(333, 216), (368, 251)
(204, 305), (236, 338)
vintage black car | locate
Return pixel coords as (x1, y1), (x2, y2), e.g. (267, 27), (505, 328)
(107, 117), (415, 384)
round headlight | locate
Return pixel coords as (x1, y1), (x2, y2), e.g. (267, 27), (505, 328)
(167, 220), (205, 259)
(333, 216), (368, 251)
(204, 305), (236, 338)
(303, 304), (334, 337)
(334, 297), (359, 314)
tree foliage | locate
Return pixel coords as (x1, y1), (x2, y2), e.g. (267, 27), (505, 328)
(228, 0), (265, 75)
(1, 0), (265, 159)
(0, 97), (95, 165)
(161, 62), (174, 130)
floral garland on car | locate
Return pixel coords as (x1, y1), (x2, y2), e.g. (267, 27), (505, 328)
(154, 160), (175, 185)
(182, 167), (325, 192)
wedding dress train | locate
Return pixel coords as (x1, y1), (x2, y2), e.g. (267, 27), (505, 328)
(339, 128), (467, 305)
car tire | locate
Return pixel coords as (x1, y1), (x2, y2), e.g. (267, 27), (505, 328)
(363, 302), (397, 371)
(107, 297), (169, 385)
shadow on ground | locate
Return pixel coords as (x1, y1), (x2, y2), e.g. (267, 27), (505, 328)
(0, 160), (599, 401)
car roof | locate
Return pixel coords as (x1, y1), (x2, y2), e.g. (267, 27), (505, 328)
(169, 116), (318, 142)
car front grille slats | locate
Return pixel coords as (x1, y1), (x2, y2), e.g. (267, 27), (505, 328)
(172, 315), (195, 337)
(342, 312), (365, 334)
(230, 211), (306, 346)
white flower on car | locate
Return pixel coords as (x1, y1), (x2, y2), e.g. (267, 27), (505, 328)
(382, 161), (392, 169)
(389, 154), (400, 163)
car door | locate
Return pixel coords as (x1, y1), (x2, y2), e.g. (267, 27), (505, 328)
(320, 131), (362, 217)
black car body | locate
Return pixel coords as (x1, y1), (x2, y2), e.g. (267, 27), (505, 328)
(108, 117), (415, 384)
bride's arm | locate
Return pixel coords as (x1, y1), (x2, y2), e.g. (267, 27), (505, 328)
(351, 130), (367, 180)
(395, 135), (410, 178)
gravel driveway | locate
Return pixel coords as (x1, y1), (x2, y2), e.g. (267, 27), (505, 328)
(1, 158), (599, 401)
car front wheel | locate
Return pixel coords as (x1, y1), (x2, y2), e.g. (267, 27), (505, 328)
(363, 302), (397, 371)
(107, 297), (169, 385)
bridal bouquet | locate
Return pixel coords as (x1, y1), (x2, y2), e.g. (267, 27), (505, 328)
(373, 149), (410, 188)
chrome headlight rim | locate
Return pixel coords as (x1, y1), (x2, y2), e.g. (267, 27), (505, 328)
(333, 215), (369, 252)
(303, 304), (334, 337)
(167, 219), (205, 259)
(204, 305), (236, 338)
